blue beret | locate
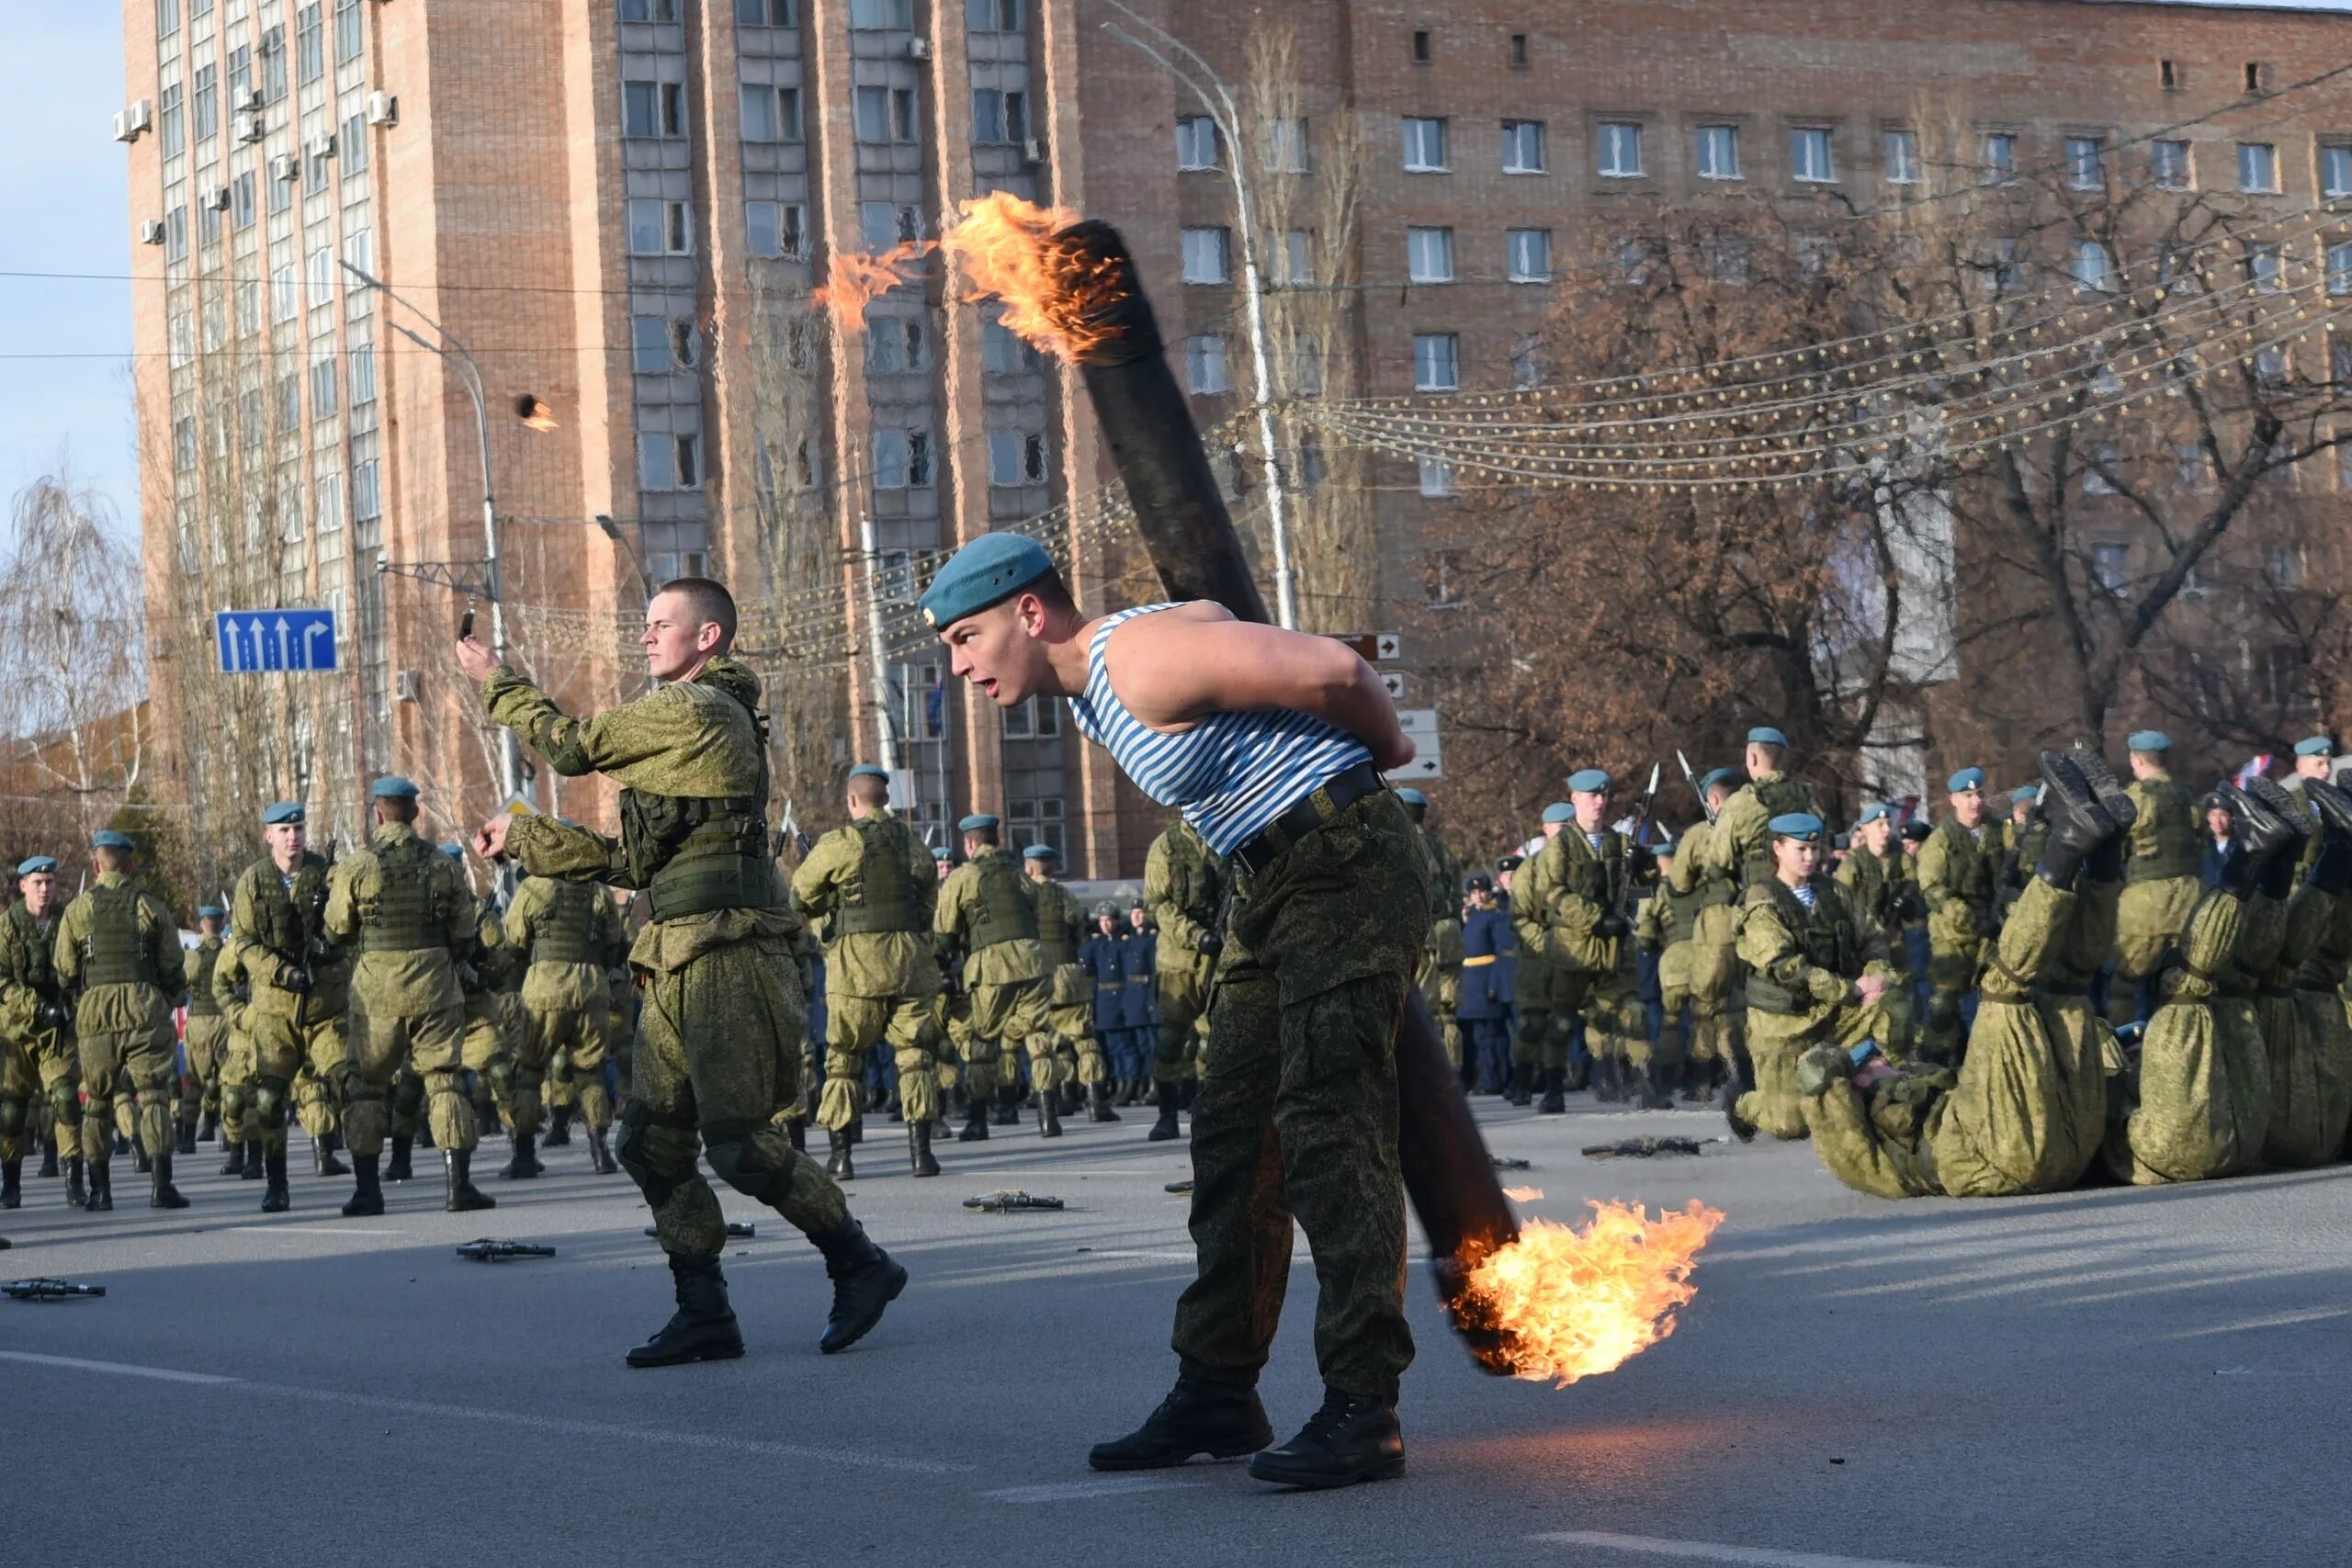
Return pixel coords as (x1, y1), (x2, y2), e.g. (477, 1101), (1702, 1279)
(372, 775), (420, 800)
(958, 813), (1000, 833)
(1395, 788), (1428, 807)
(2295, 736), (2334, 758)
(262, 800), (306, 826)
(2011, 784), (2041, 805)
(918, 533), (1055, 629)
(931, 846), (955, 861)
(1023, 842), (1058, 861)
(1566, 768), (1611, 794)
(1540, 802), (1574, 824)
(1699, 767), (1737, 795)
(1855, 802), (1892, 827)
(2127, 730), (2171, 753)
(1770, 812), (1826, 840)
(91, 829), (134, 851)
(16, 856), (57, 876)
(197, 904), (225, 919)
(1747, 727), (1789, 748)
(1948, 767), (1984, 793)
(847, 763), (889, 783)
(437, 842), (466, 860)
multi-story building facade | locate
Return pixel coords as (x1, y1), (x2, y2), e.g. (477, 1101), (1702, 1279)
(122, 0), (2352, 875)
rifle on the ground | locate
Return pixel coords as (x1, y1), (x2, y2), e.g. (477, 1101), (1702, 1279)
(5, 1278), (105, 1299)
(456, 1239), (556, 1262)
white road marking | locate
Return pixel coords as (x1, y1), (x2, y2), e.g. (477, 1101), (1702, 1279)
(218, 1224), (408, 1236)
(981, 1477), (1204, 1503)
(1530, 1532), (1949, 1568)
(0, 1351), (238, 1386)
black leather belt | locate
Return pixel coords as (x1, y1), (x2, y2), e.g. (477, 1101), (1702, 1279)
(1229, 761), (1385, 877)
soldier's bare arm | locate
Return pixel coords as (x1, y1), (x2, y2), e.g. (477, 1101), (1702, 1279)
(1101, 611), (1414, 772)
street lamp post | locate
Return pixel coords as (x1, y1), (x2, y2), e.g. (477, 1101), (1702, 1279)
(594, 513), (655, 607)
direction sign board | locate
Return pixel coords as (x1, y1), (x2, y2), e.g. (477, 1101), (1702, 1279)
(216, 608), (337, 673)
(1379, 671), (1408, 700)
(1395, 707), (1440, 737)
(1334, 633), (1402, 662)
(1392, 707), (1442, 779)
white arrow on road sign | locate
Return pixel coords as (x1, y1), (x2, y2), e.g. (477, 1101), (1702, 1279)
(216, 608), (339, 674)
(1379, 671), (1408, 700)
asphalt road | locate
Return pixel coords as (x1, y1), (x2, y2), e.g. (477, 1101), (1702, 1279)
(4, 1093), (2347, 1568)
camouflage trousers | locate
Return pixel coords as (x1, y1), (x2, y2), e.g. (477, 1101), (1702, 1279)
(2106, 874), (2200, 1027)
(822, 987), (942, 1129)
(1921, 931), (1984, 1067)
(0, 1032), (37, 1164)
(963, 978), (1054, 1100)
(343, 1004), (482, 1157)
(502, 1000), (611, 1138)
(1155, 952), (1213, 1087)
(215, 1026), (254, 1154)
(1171, 791), (1423, 1405)
(1048, 964), (1106, 1085)
(2104, 888), (2273, 1185)
(2258, 885), (2345, 1169)
(245, 1010), (345, 1155)
(78, 1025), (177, 1171)
(1577, 968), (1650, 1069)
(1510, 994), (1575, 1073)
(178, 1014), (231, 1133)
(621, 924), (846, 1262)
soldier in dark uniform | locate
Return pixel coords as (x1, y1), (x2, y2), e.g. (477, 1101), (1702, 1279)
(1080, 904), (1134, 1100)
(1457, 874), (1511, 1094)
(1121, 903), (1160, 1127)
(1492, 854), (1522, 1096)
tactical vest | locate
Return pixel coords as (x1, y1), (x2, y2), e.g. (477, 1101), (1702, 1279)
(1739, 775), (1817, 888)
(1937, 819), (1997, 915)
(1033, 879), (1080, 966)
(2127, 778), (2200, 883)
(187, 940), (222, 1015)
(966, 853), (1038, 952)
(1744, 878), (1861, 1015)
(1562, 830), (1624, 912)
(8, 905), (56, 996)
(78, 884), (156, 987)
(624, 682), (784, 922)
(361, 835), (447, 952)
(530, 879), (601, 965)
(1662, 880), (1702, 947)
(247, 854), (328, 963)
(831, 816), (923, 937)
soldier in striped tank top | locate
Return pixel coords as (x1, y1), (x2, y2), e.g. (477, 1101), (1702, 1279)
(922, 533), (1429, 1491)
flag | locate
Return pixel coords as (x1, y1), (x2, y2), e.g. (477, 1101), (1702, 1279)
(2234, 753), (2274, 788)
(925, 666), (944, 737)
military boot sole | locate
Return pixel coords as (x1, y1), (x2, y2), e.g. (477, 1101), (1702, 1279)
(2067, 746), (2138, 834)
(2034, 751), (2114, 857)
(1245, 1447), (1407, 1489)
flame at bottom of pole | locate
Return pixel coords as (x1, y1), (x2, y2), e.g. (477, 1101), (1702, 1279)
(1442, 1200), (1724, 1387)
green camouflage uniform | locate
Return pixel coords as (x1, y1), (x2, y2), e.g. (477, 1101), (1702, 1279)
(1916, 816), (2003, 1065)
(209, 938), (260, 1157)
(0, 902), (73, 1167)
(1686, 780), (1815, 1072)
(790, 810), (944, 1127)
(324, 823), (481, 1156)
(1145, 820), (1225, 1089)
(1414, 824), (1466, 1067)
(1506, 869), (1565, 1075)
(178, 933), (230, 1140)
(504, 874), (628, 1136)
(230, 852), (350, 1155)
(1732, 874), (1892, 1140)
(1174, 790), (1428, 1405)
(2290, 885), (2352, 1164)
(933, 846), (1054, 1099)
(2257, 880), (2345, 1168)
(2109, 773), (2201, 1024)
(54, 872), (187, 1168)
(1028, 870), (1104, 1086)
(456, 900), (514, 1137)
(1836, 844), (1917, 1060)
(1639, 863), (1709, 1077)
(1516, 826), (1648, 1075)
(482, 659), (848, 1261)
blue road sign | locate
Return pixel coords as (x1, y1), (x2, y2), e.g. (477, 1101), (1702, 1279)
(215, 608), (338, 673)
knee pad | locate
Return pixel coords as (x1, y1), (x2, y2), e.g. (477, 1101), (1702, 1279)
(0, 1098), (25, 1138)
(612, 1100), (675, 1205)
(547, 1047), (571, 1085)
(49, 1080), (81, 1124)
(700, 1118), (788, 1202)
(484, 1059), (515, 1103)
(390, 1074), (426, 1120)
(252, 1077), (292, 1131)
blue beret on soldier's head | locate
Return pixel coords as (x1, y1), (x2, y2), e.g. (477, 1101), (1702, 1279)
(1699, 767), (1737, 795)
(1747, 727), (1789, 749)
(958, 813), (1000, 834)
(1540, 802), (1574, 824)
(2127, 730), (2171, 754)
(1856, 802), (1892, 827)
(197, 904), (225, 919)
(2011, 784), (2042, 805)
(1947, 767), (1984, 794)
(1023, 842), (1058, 862)
(932, 846), (955, 862)
(17, 856), (57, 877)
(2295, 736), (2335, 759)
(847, 763), (889, 783)
(1770, 812), (1826, 841)
(372, 775), (420, 801)
(918, 533), (1056, 630)
(1566, 768), (1611, 795)
(91, 829), (135, 851)
(262, 800), (306, 827)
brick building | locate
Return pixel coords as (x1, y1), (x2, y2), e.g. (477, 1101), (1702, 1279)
(119, 0), (2352, 873)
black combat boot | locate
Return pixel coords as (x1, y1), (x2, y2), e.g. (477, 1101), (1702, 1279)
(198, 1110), (219, 1145)
(786, 1119), (806, 1153)
(242, 1139), (266, 1180)
(825, 1127), (856, 1181)
(1089, 1082), (1121, 1123)
(150, 1153), (189, 1209)
(811, 1216), (907, 1354)
(1089, 1374), (1274, 1471)
(2030, 750), (2114, 891)
(38, 1131), (58, 1179)
(1536, 1066), (1567, 1114)
(115, 1130), (131, 1157)
(63, 1155), (85, 1207)
(502, 1131), (539, 1180)
(341, 1154), (385, 1217)
(260, 1148), (290, 1213)
(384, 1134), (414, 1183)
(84, 1158), (113, 1212)
(1060, 1082), (1085, 1118)
(0, 1157), (19, 1209)
(314, 1133), (349, 1178)
(218, 1138), (244, 1177)
(1503, 1063), (1531, 1107)
(627, 1253), (744, 1368)
(1246, 1386), (1406, 1489)
(176, 1122), (197, 1156)
(1147, 1081), (1182, 1142)
(543, 1104), (573, 1147)
(1590, 1055), (1623, 1104)
(1723, 1041), (1760, 1144)
(991, 1087), (1021, 1127)
(908, 1121), (940, 1178)
(2219, 784), (2300, 897)
(956, 1094), (990, 1143)
(588, 1124), (618, 1175)
(1038, 1089), (1063, 1139)
(1639, 1059), (1675, 1111)
(131, 1137), (152, 1175)
(445, 1149), (496, 1213)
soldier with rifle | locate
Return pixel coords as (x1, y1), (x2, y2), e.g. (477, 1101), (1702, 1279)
(229, 802), (351, 1213)
(0, 855), (75, 1208)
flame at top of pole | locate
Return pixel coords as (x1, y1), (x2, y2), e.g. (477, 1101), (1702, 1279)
(938, 192), (1127, 361)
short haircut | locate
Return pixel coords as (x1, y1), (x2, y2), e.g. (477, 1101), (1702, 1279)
(94, 846), (131, 873)
(660, 576), (739, 651)
(377, 796), (419, 825)
(1023, 570), (1076, 618)
(1749, 740), (1786, 768)
(964, 822), (1001, 847)
(847, 773), (889, 808)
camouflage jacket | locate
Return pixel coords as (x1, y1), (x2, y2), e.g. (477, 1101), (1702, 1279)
(1144, 819), (1226, 960)
(0, 901), (66, 1051)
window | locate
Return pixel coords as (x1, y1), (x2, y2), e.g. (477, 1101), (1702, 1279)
(261, 26), (287, 103)
(235, 276), (259, 334)
(673, 434), (701, 489)
(1402, 117), (1447, 172)
(193, 65), (217, 145)
(982, 315), (1042, 373)
(1507, 228), (1553, 283)
(738, 0), (796, 21)
(1185, 333), (1228, 395)
(2177, 443), (2213, 491)
(1613, 235), (1653, 287)
(1696, 124), (1740, 181)
(2152, 140), (2190, 191)
(1983, 132), (2017, 183)
(1510, 32), (1529, 67)
(1268, 229), (1312, 286)
(1406, 227), (1454, 283)
(2067, 136), (2104, 190)
(1411, 28), (1430, 62)
(628, 198), (692, 254)
(2270, 546), (2304, 588)
(633, 314), (689, 372)
(1511, 336), (1542, 389)
(1413, 333), (1459, 391)
(304, 135), (333, 194)
(2340, 440), (2352, 492)
(854, 85), (917, 142)
(1501, 119), (1545, 174)
(160, 83), (185, 158)
(871, 428), (929, 487)
(268, 156), (292, 213)
(1883, 129), (1919, 186)
(2086, 448), (2121, 499)
(1291, 335), (1323, 395)
(198, 199), (221, 249)
(273, 261), (300, 321)
(1182, 227), (1230, 284)
(2256, 345), (2286, 388)
(335, 0), (362, 63)
(342, 112), (368, 175)
(344, 231), (373, 310)
(967, 0), (1022, 29)
(848, 0), (911, 25)
(297, 4), (323, 85)
(621, 0), (681, 18)
(2073, 239), (2114, 293)
(865, 317), (926, 372)
(310, 355), (339, 420)
(349, 341), (375, 405)
(158, 0), (179, 37)
(2239, 142), (2279, 194)
(351, 459), (379, 524)
(1702, 236), (1749, 284)
(2246, 61), (2271, 94)
(227, 43), (252, 104)
(1598, 121), (1643, 178)
(1791, 126), (1835, 184)
(169, 310), (192, 367)
(307, 245), (334, 308)
(1268, 118), (1309, 174)
(745, 199), (804, 258)
(1176, 116), (1219, 171)
(1004, 795), (1064, 856)
(2248, 243), (2283, 293)
(2162, 58), (2182, 91)
(2090, 539), (2128, 587)
(2331, 243), (2352, 297)
(174, 416), (197, 470)
(277, 371), (300, 429)
(164, 207), (187, 261)
(741, 85), (777, 141)
(2322, 147), (2352, 201)
(987, 432), (1048, 486)
(228, 172), (255, 233)
(624, 79), (685, 138)
(1418, 458), (1454, 499)
(972, 89), (1026, 145)
(240, 389), (263, 447)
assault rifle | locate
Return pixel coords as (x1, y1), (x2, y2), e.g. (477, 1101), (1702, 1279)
(4, 1278), (106, 1299)
(456, 1239), (556, 1262)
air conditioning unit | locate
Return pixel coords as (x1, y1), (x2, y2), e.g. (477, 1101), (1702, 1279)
(304, 132), (337, 161)
(907, 38), (931, 60)
(114, 98), (153, 142)
(236, 88), (264, 113)
(139, 219), (166, 245)
(394, 671), (420, 703)
(237, 111), (266, 144)
(270, 152), (298, 182)
(1021, 137), (1046, 165)
(200, 185), (232, 211)
(366, 91), (398, 127)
